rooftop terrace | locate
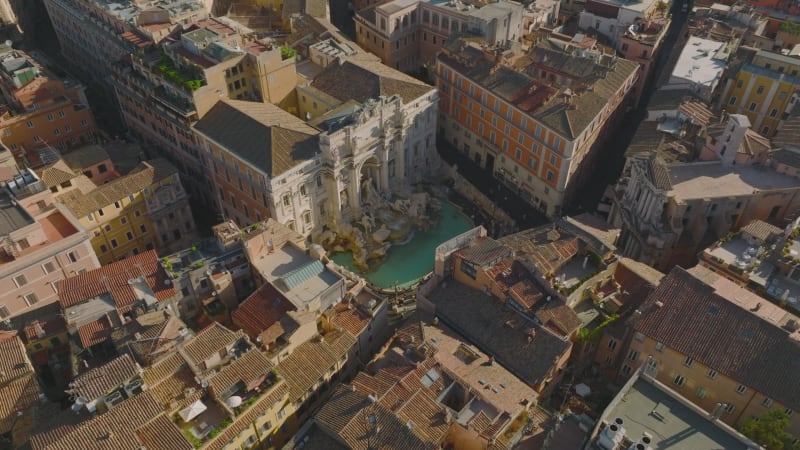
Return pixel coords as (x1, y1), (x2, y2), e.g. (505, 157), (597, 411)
(595, 375), (756, 450)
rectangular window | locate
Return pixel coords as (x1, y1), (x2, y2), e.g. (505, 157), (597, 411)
(0, 305), (8, 318)
(684, 356), (694, 367)
(67, 251), (78, 263)
(621, 364), (632, 376)
(26, 121), (33, 128)
(673, 374), (686, 387)
(736, 384), (747, 394)
(110, 239), (118, 248)
(749, 102), (757, 111)
(23, 293), (38, 306)
(42, 261), (56, 274)
(696, 388), (707, 399)
(461, 260), (478, 279)
(627, 350), (639, 361)
(729, 96), (737, 105)
(725, 404), (736, 414)
(761, 397), (773, 408)
(785, 408), (794, 417)
(126, 231), (134, 241)
(140, 224), (147, 234)
(607, 339), (617, 350)
(634, 332), (645, 342)
(13, 274), (27, 287)
(707, 369), (717, 379)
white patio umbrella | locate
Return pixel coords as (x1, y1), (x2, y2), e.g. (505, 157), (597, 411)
(179, 399), (207, 422)
(575, 383), (592, 398)
(225, 396), (243, 408)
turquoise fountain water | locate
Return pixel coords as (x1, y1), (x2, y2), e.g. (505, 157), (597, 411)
(330, 201), (473, 288)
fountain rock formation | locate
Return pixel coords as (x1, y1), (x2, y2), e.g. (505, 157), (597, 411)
(312, 183), (443, 271)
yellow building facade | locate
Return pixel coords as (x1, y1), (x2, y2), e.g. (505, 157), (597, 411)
(722, 50), (800, 137)
(624, 333), (800, 437)
(59, 160), (197, 264)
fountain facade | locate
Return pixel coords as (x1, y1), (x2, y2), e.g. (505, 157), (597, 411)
(308, 93), (445, 272)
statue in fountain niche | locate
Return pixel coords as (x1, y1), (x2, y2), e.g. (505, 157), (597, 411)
(360, 213), (376, 233)
(361, 175), (383, 208)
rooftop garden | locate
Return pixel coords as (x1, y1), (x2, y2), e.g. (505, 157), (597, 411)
(178, 371), (281, 448)
(780, 20), (800, 36)
(782, 227), (800, 265)
(280, 46), (297, 61)
(156, 54), (204, 91)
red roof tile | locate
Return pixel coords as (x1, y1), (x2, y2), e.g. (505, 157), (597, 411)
(232, 283), (295, 339)
(209, 349), (273, 397)
(136, 414), (193, 450)
(77, 315), (113, 349)
(508, 279), (544, 310)
(637, 267), (800, 410)
(56, 250), (175, 314)
(35, 392), (168, 450)
(69, 354), (139, 401)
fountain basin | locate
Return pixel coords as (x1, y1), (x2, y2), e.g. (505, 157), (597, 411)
(330, 201), (473, 288)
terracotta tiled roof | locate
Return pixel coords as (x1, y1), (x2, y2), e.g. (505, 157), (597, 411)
(209, 349), (273, 398)
(534, 301), (582, 337)
(311, 59), (433, 105)
(58, 159), (177, 218)
(0, 331), (40, 433)
(740, 220), (782, 243)
(135, 413), (193, 450)
(330, 302), (371, 336)
(315, 385), (441, 450)
(430, 282), (570, 388)
(637, 267), (800, 410)
(394, 321), (424, 347)
(77, 314), (113, 349)
(69, 354), (139, 401)
(36, 392), (168, 450)
(232, 283), (295, 339)
(149, 366), (197, 411)
(276, 330), (356, 401)
(741, 129), (771, 158)
(182, 322), (245, 366)
(0, 332), (39, 434)
(29, 403), (87, 450)
(204, 382), (290, 450)
(499, 226), (581, 275)
(193, 100), (319, 177)
(0, 331), (34, 383)
(56, 250), (175, 314)
(455, 237), (512, 266)
(142, 351), (185, 386)
(469, 410), (492, 433)
(61, 144), (111, 171)
(508, 279), (544, 310)
(38, 159), (78, 188)
(0, 375), (40, 434)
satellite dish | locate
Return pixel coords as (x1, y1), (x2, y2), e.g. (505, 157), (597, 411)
(225, 396), (243, 408)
